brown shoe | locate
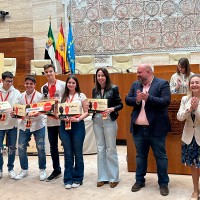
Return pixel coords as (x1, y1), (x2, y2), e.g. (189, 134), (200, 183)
(160, 186), (169, 196)
(97, 181), (105, 187)
(110, 182), (119, 188)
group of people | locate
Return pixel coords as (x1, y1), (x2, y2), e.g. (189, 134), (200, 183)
(0, 64), (123, 190)
(0, 58), (199, 199)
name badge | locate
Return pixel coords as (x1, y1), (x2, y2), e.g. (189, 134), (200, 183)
(65, 120), (71, 130)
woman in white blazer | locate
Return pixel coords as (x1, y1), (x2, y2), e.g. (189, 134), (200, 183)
(177, 74), (200, 200)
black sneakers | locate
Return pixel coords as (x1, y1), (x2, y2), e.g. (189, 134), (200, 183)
(46, 170), (62, 182)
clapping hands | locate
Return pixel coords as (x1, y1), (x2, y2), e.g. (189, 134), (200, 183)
(136, 89), (149, 103)
(189, 97), (199, 112)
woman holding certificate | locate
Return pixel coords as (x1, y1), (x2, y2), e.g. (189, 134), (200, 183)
(92, 67), (123, 188)
(59, 75), (88, 189)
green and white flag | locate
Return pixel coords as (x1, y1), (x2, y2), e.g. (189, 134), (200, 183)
(44, 22), (57, 72)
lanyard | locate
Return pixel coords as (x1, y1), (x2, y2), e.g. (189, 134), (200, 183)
(25, 90), (36, 104)
(48, 79), (57, 98)
(66, 93), (76, 103)
(0, 91), (10, 101)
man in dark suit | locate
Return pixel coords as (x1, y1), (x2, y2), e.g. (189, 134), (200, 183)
(125, 64), (171, 196)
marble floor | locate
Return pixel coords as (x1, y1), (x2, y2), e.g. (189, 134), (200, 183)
(0, 145), (195, 200)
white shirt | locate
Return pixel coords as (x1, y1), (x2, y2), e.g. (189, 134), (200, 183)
(170, 72), (194, 94)
(18, 90), (45, 132)
(68, 92), (87, 107)
(41, 79), (66, 127)
(0, 85), (20, 130)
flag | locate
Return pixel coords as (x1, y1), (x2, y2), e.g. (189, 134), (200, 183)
(45, 22), (57, 71)
(55, 22), (69, 74)
(67, 22), (75, 74)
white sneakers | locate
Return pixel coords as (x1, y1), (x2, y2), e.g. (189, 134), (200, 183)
(0, 170), (16, 179)
(65, 184), (72, 189)
(15, 169), (47, 181)
(15, 170), (28, 180)
(65, 183), (81, 189)
(72, 183), (81, 188)
(9, 170), (16, 179)
(39, 169), (47, 181)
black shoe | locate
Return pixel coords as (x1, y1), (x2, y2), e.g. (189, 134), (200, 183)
(46, 170), (62, 182)
(131, 182), (145, 192)
(160, 185), (169, 196)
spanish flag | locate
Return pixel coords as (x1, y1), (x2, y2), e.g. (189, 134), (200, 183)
(56, 22), (69, 74)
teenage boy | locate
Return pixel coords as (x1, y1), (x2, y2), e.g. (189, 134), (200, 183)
(15, 75), (47, 181)
(41, 64), (65, 182)
(0, 71), (20, 179)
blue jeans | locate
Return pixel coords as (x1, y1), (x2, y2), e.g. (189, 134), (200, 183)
(18, 127), (46, 170)
(0, 128), (17, 171)
(132, 125), (169, 186)
(60, 120), (85, 185)
(93, 114), (119, 182)
(47, 126), (61, 172)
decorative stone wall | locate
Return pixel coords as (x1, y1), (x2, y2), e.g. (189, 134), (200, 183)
(68, 0), (200, 56)
(1, 0), (200, 62)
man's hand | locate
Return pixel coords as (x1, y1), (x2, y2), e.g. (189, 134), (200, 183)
(136, 90), (142, 103)
(137, 90), (149, 102)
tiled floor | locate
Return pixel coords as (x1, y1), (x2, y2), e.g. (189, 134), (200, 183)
(0, 145), (194, 200)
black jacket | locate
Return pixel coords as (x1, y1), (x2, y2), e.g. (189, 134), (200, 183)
(92, 85), (123, 121)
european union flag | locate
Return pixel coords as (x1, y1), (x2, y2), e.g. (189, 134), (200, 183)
(67, 22), (75, 74)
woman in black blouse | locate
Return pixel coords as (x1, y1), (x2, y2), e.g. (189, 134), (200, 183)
(92, 67), (123, 188)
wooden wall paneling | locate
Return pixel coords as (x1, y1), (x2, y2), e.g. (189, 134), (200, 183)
(154, 65), (177, 73)
(111, 73), (137, 140)
(0, 37), (34, 74)
(0, 53), (4, 75)
(75, 74), (95, 98)
(35, 75), (48, 92)
(154, 64), (200, 74)
(13, 74), (26, 92)
(110, 74), (125, 140)
(154, 72), (174, 81)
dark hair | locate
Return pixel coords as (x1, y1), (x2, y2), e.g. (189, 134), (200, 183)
(2, 71), (13, 80)
(61, 75), (81, 103)
(95, 67), (112, 91)
(177, 58), (191, 77)
(43, 64), (56, 72)
(25, 75), (36, 83)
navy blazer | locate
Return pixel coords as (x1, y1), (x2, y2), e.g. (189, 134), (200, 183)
(125, 77), (171, 136)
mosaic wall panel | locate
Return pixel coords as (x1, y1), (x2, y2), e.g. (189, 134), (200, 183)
(67, 0), (200, 56)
